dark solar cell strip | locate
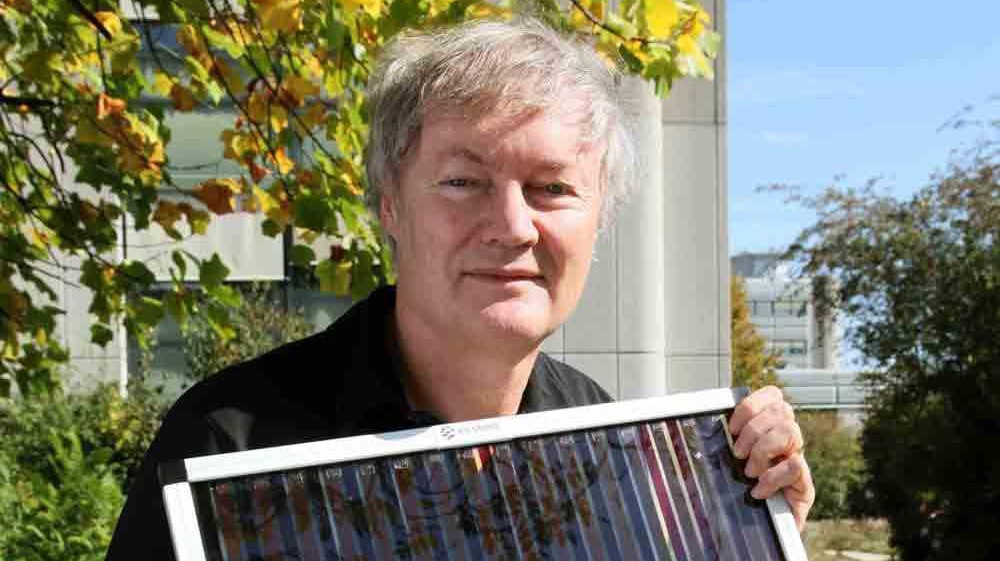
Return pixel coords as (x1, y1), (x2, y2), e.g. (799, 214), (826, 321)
(194, 413), (787, 561)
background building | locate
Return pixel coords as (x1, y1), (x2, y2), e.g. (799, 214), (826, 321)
(731, 252), (866, 411)
(57, 1), (732, 401)
(731, 252), (838, 370)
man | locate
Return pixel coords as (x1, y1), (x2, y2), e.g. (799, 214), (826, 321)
(107, 18), (813, 559)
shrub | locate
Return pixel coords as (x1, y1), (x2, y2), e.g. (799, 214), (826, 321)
(183, 283), (313, 382)
(797, 410), (865, 520)
(0, 396), (125, 560)
(73, 381), (169, 491)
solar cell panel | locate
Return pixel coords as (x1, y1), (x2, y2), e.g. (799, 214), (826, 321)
(162, 388), (807, 560)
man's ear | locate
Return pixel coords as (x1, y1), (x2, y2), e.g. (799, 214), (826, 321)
(379, 190), (399, 239)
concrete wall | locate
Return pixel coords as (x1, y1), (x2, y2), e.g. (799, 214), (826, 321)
(558, 0), (730, 398)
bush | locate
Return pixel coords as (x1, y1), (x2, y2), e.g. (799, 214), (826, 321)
(73, 381), (169, 491)
(797, 410), (865, 520)
(0, 395), (126, 560)
(183, 283), (313, 382)
(0, 381), (168, 557)
(859, 387), (1000, 560)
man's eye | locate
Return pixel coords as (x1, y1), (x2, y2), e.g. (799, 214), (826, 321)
(442, 178), (472, 188)
(542, 182), (569, 196)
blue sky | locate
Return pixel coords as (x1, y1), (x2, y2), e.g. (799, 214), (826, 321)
(728, 0), (1000, 254)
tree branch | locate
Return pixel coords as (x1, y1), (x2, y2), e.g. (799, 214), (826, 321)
(66, 0), (113, 40)
(0, 95), (56, 108)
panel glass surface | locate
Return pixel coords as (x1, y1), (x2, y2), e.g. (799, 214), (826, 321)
(192, 413), (784, 560)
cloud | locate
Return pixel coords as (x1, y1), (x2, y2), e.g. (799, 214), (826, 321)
(760, 130), (809, 148)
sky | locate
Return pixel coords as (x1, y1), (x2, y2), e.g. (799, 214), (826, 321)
(728, 0), (1000, 255)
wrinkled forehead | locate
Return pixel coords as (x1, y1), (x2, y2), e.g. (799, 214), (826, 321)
(413, 93), (605, 165)
(420, 76), (605, 141)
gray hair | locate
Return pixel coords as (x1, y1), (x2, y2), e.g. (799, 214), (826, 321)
(364, 17), (637, 227)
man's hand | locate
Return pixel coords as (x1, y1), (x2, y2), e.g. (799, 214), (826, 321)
(729, 385), (815, 531)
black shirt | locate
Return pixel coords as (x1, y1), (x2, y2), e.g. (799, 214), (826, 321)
(106, 285), (613, 560)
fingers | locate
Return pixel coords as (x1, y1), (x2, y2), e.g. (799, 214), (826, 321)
(731, 396), (796, 461)
(743, 421), (804, 478)
(729, 385), (784, 436)
(750, 454), (815, 531)
(729, 386), (814, 530)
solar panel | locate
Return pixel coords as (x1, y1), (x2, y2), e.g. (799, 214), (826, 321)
(161, 387), (807, 560)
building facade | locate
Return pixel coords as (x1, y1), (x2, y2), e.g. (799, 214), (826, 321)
(731, 253), (868, 411)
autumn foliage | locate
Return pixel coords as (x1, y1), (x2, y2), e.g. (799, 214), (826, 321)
(0, 0), (720, 397)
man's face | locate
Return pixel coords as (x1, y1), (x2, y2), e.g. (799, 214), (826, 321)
(381, 98), (605, 348)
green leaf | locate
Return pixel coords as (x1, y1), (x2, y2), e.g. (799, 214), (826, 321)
(293, 193), (331, 231)
(204, 304), (236, 341)
(91, 324), (114, 347)
(618, 44), (644, 73)
(315, 259), (351, 295)
(163, 291), (188, 324)
(199, 254), (230, 290)
(188, 210), (210, 235)
(210, 285), (242, 308)
(122, 261), (156, 286)
(290, 244), (316, 267)
(171, 250), (188, 279)
(261, 218), (284, 237)
(325, 8), (349, 56)
(134, 296), (165, 326)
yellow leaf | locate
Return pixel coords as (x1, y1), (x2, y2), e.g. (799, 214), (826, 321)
(176, 24), (206, 59)
(299, 102), (327, 129)
(153, 200), (183, 230)
(221, 129), (241, 160)
(339, 171), (363, 196)
(341, 0), (382, 17)
(93, 11), (122, 37)
(255, 0), (303, 33)
(221, 129), (260, 161)
(269, 147), (295, 175)
(428, 0), (451, 16)
(148, 141), (166, 167)
(571, 0), (604, 27)
(281, 75), (319, 106)
(324, 69), (345, 97)
(214, 58), (244, 93)
(467, 1), (510, 19)
(253, 185), (279, 213)
(194, 179), (241, 214)
(645, 0), (678, 39)
(677, 34), (698, 56)
(152, 71), (173, 96)
(169, 83), (197, 112)
(75, 118), (114, 147)
(299, 51), (324, 81)
(677, 35), (712, 77)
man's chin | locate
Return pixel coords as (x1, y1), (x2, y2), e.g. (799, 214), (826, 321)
(475, 301), (553, 344)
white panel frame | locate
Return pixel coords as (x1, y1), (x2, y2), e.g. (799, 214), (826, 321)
(163, 387), (806, 561)
(163, 483), (208, 561)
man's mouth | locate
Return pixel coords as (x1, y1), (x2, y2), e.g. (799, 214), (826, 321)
(464, 268), (545, 283)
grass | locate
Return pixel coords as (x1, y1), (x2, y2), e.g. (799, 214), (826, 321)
(803, 518), (895, 560)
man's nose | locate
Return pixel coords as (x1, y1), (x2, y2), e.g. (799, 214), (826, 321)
(481, 183), (539, 248)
